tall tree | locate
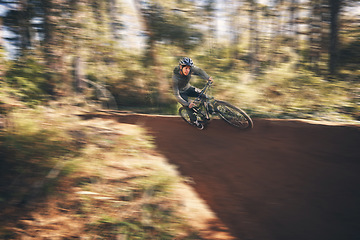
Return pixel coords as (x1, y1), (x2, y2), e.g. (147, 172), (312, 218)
(41, 0), (58, 93)
(133, 0), (203, 103)
(268, 0), (284, 66)
(328, 0), (341, 75)
(0, 17), (5, 77)
(204, 0), (217, 48)
(40, 0), (74, 94)
(2, 0), (33, 54)
(19, 0), (34, 50)
(289, 0), (299, 49)
(248, 0), (260, 76)
(229, 0), (243, 59)
(133, 0), (168, 103)
(107, 0), (123, 40)
(308, 0), (322, 72)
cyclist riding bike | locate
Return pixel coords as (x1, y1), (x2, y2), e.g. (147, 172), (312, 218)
(172, 57), (213, 129)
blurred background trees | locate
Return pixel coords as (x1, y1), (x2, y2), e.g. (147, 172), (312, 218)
(0, 0), (359, 120)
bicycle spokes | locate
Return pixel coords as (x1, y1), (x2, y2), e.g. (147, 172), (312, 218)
(219, 106), (241, 123)
(215, 101), (253, 129)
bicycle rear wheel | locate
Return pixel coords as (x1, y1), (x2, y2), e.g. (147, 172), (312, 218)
(214, 101), (253, 129)
(179, 107), (193, 126)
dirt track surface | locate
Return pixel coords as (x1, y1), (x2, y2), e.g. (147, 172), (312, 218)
(86, 112), (360, 240)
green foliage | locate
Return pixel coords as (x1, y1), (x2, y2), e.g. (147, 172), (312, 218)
(0, 47), (7, 71)
(227, 68), (359, 122)
(143, 3), (203, 51)
(86, 217), (196, 240)
(339, 39), (360, 74)
(196, 48), (247, 74)
(0, 108), (78, 204)
(0, 0), (358, 122)
(5, 56), (50, 105)
(85, 53), (158, 107)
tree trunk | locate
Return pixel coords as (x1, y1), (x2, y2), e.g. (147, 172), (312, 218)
(0, 17), (4, 77)
(290, 0), (299, 49)
(329, 0), (341, 75)
(41, 0), (56, 93)
(73, 56), (86, 93)
(248, 0), (259, 77)
(41, 0), (67, 95)
(133, 0), (170, 104)
(230, 0), (242, 59)
(108, 0), (121, 40)
(18, 0), (32, 51)
(268, 0), (283, 66)
(308, 0), (322, 72)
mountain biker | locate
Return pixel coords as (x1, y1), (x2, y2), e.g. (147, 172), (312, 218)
(172, 57), (213, 129)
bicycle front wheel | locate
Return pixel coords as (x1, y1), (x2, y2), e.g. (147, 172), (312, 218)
(214, 101), (253, 129)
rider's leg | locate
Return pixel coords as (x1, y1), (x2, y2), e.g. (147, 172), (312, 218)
(184, 86), (203, 99)
(180, 87), (201, 123)
(186, 107), (197, 122)
(183, 87), (213, 115)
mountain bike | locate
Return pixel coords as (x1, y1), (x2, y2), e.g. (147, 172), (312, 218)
(179, 81), (253, 130)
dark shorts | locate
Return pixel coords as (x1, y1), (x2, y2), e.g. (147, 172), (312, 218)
(180, 86), (202, 105)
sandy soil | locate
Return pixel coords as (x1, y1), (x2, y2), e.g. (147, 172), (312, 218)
(86, 112), (360, 240)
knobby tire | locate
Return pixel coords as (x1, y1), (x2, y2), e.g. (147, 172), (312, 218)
(214, 101), (253, 129)
(179, 107), (193, 126)
(179, 106), (206, 130)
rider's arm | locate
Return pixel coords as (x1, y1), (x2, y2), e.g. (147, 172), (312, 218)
(188, 101), (197, 108)
(192, 66), (211, 81)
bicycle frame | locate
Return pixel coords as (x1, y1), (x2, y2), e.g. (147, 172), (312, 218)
(192, 81), (215, 122)
(179, 80), (253, 129)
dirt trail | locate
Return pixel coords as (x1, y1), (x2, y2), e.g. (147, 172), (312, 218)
(85, 112), (360, 240)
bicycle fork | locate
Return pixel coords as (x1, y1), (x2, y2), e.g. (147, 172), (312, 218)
(193, 105), (210, 122)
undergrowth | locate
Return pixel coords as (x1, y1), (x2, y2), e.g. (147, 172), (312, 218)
(211, 64), (360, 123)
(0, 105), (204, 239)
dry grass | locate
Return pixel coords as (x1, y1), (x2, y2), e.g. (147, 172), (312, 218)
(0, 103), (234, 239)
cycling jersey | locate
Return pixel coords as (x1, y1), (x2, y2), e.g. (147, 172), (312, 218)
(172, 65), (210, 106)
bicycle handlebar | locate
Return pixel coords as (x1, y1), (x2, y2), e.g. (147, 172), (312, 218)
(194, 80), (213, 102)
(202, 80), (213, 92)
